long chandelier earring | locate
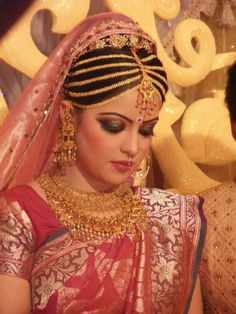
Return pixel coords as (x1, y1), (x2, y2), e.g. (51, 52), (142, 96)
(53, 102), (77, 172)
(132, 154), (151, 180)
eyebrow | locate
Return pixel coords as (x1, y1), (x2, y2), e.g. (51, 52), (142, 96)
(98, 112), (159, 123)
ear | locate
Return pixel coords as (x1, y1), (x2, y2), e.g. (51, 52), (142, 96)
(231, 120), (236, 139)
(59, 100), (73, 120)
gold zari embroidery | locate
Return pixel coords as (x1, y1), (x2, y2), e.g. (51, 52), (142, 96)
(85, 34), (153, 54)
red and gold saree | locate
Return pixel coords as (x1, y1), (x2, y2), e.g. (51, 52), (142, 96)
(0, 185), (205, 313)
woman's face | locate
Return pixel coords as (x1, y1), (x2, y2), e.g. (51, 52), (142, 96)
(74, 90), (161, 191)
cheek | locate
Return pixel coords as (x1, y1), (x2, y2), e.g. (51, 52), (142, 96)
(76, 124), (111, 157)
(136, 137), (152, 161)
(140, 137), (152, 153)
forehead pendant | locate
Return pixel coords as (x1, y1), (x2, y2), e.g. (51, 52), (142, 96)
(137, 73), (158, 117)
(131, 50), (158, 119)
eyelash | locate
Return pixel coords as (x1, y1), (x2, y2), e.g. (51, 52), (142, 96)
(99, 120), (124, 133)
(99, 119), (155, 137)
(139, 127), (154, 137)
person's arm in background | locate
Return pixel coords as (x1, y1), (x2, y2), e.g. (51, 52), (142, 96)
(0, 275), (31, 314)
(188, 275), (203, 314)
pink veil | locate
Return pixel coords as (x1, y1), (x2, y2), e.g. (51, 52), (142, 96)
(0, 12), (156, 190)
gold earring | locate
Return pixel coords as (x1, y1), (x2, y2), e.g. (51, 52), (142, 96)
(132, 154), (151, 180)
(53, 103), (77, 170)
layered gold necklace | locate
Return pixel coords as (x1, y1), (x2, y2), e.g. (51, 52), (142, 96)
(37, 172), (148, 245)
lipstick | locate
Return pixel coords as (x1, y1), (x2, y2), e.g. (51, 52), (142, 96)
(111, 160), (133, 173)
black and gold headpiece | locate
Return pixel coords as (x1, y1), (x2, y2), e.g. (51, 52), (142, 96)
(64, 27), (168, 116)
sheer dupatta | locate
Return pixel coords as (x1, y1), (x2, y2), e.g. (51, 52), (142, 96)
(31, 232), (153, 314)
(0, 12), (156, 190)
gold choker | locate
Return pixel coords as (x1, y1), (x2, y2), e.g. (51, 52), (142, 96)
(37, 172), (148, 245)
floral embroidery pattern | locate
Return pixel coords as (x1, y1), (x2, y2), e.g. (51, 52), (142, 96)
(0, 199), (35, 279)
(29, 188), (202, 313)
(109, 259), (133, 300)
(34, 272), (61, 300)
(156, 256), (178, 284)
(31, 235), (94, 309)
(140, 188), (201, 313)
(0, 186), (203, 313)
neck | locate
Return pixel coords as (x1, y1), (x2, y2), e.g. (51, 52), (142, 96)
(37, 171), (147, 245)
(60, 165), (116, 193)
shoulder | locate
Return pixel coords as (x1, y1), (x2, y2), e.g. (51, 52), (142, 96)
(0, 185), (45, 225)
(0, 187), (36, 256)
(0, 184), (41, 231)
(0, 185), (35, 226)
(0, 184), (62, 248)
(138, 187), (205, 235)
(139, 186), (202, 212)
(0, 182), (53, 216)
(138, 186), (173, 203)
(0, 187), (36, 281)
(0, 184), (41, 205)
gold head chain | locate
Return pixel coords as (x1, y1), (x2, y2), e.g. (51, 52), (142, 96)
(131, 49), (160, 117)
(64, 31), (168, 114)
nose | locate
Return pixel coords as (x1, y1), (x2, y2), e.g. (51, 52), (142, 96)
(121, 130), (140, 157)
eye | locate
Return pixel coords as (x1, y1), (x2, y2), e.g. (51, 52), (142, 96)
(98, 119), (125, 133)
(139, 124), (155, 137)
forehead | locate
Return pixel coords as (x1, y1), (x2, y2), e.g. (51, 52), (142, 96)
(83, 90), (161, 122)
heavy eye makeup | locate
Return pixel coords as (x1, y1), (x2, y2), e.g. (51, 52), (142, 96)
(139, 122), (157, 137)
(98, 118), (125, 133)
(97, 113), (158, 136)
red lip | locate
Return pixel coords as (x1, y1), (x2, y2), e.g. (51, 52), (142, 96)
(112, 160), (130, 166)
(111, 160), (133, 173)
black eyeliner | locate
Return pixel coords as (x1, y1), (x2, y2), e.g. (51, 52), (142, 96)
(97, 118), (125, 134)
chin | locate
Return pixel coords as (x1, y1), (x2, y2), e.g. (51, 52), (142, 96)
(101, 173), (130, 187)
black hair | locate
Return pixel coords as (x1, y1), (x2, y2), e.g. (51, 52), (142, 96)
(225, 62), (236, 122)
(64, 46), (168, 107)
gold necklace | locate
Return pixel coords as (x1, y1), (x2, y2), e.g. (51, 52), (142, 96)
(37, 172), (148, 245)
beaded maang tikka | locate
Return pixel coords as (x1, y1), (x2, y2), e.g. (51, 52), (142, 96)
(131, 49), (160, 118)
